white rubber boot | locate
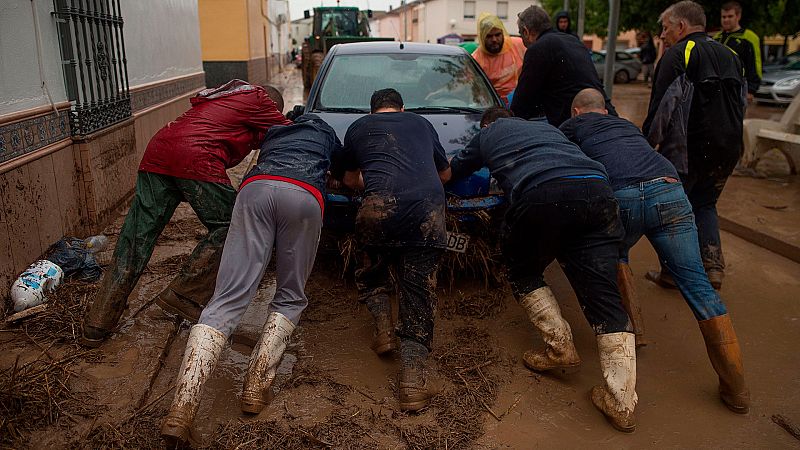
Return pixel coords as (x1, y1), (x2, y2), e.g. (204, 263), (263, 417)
(161, 324), (226, 446)
(519, 286), (581, 373)
(240, 312), (295, 414)
(590, 332), (638, 433)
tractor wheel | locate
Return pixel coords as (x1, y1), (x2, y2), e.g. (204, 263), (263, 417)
(310, 52), (324, 86)
(301, 45), (312, 89)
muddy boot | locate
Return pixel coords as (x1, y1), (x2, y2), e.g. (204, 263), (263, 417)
(398, 339), (436, 412)
(161, 324), (226, 446)
(698, 314), (750, 414)
(365, 294), (398, 355)
(519, 287), (581, 373)
(617, 262), (647, 347)
(155, 245), (222, 322)
(240, 312), (295, 414)
(80, 272), (135, 348)
(590, 332), (638, 433)
(701, 245), (725, 290)
(645, 269), (678, 289)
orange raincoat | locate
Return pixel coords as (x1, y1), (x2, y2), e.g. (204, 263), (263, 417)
(471, 14), (527, 103)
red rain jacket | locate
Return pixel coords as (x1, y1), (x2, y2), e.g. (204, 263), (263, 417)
(138, 80), (292, 184)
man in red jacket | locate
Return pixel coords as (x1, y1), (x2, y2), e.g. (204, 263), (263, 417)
(81, 79), (292, 347)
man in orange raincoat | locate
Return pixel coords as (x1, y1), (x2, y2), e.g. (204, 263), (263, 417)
(471, 13), (527, 104)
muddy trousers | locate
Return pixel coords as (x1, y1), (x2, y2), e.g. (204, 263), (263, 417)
(355, 246), (444, 350)
(681, 170), (732, 273)
(503, 178), (631, 335)
(198, 180), (322, 338)
(616, 179), (727, 320)
(85, 172), (235, 331)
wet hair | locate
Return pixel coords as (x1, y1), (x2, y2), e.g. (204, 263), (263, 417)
(260, 85), (285, 113)
(721, 1), (742, 14)
(370, 88), (404, 113)
(571, 88), (607, 112)
(480, 106), (513, 127)
(517, 6), (552, 35)
(660, 1), (706, 28)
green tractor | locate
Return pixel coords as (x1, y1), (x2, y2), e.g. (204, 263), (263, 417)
(301, 7), (393, 89)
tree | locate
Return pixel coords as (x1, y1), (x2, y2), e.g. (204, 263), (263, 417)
(540, 0), (800, 38)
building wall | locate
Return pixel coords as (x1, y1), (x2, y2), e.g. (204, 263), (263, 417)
(199, 0), (250, 61)
(372, 0), (534, 44)
(0, 1), (68, 116)
(0, 0), (204, 301)
(121, 0), (205, 86)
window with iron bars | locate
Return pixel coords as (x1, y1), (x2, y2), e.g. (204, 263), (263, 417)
(52, 0), (131, 136)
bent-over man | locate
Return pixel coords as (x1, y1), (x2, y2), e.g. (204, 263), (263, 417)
(160, 114), (342, 445)
(341, 89), (450, 412)
(81, 80), (291, 347)
(447, 107), (637, 432)
(561, 88), (750, 414)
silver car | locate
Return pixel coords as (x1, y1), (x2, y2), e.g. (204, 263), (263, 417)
(592, 50), (642, 84)
(756, 60), (800, 104)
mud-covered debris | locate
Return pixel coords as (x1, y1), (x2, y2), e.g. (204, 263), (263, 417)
(5, 281), (98, 348)
(1, 350), (99, 448)
(440, 288), (507, 319)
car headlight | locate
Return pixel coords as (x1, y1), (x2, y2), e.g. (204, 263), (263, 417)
(774, 76), (800, 90)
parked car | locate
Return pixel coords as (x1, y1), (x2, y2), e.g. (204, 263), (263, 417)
(755, 60), (800, 104)
(288, 41), (505, 237)
(763, 50), (800, 73)
(592, 50), (642, 83)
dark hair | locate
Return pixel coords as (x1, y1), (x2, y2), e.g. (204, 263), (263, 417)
(721, 1), (742, 14)
(370, 88), (404, 113)
(660, 0), (706, 28)
(480, 106), (513, 127)
(517, 6), (552, 35)
(260, 85), (285, 113)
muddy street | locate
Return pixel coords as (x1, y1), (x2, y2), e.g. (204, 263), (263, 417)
(2, 68), (799, 449)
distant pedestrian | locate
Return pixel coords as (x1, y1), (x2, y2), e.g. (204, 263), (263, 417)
(643, 0), (746, 292)
(511, 5), (616, 127)
(471, 13), (527, 104)
(160, 114), (342, 445)
(80, 80), (291, 348)
(714, 1), (761, 101)
(341, 89), (451, 412)
(554, 10), (579, 40)
(447, 107), (638, 433)
(637, 31), (657, 86)
(562, 88), (750, 416)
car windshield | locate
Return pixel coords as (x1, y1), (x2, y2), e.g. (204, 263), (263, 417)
(315, 53), (495, 111)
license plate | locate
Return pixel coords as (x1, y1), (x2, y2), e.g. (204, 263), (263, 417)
(446, 232), (470, 253)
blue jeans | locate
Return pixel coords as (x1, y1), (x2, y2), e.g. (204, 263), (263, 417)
(615, 179), (727, 321)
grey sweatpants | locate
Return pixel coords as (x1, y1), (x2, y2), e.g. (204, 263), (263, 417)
(199, 179), (322, 337)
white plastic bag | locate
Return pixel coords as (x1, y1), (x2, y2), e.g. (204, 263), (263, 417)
(10, 260), (64, 312)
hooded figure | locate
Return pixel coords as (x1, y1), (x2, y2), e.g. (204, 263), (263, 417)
(471, 13), (528, 104)
(555, 10), (579, 39)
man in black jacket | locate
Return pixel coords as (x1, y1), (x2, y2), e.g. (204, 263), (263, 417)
(643, 0), (745, 290)
(511, 5), (616, 127)
(447, 107), (638, 433)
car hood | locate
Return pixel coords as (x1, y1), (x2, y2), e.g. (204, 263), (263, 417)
(313, 111), (491, 197)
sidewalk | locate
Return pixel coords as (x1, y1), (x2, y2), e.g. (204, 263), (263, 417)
(718, 154), (799, 263)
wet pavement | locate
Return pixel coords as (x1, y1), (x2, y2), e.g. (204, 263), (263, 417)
(1, 68), (799, 449)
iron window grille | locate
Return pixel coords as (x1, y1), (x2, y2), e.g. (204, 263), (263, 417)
(52, 0), (131, 136)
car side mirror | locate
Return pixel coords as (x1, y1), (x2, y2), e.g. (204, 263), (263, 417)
(286, 104), (305, 121)
(304, 9), (311, 19)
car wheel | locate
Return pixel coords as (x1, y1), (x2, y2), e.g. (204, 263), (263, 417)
(614, 70), (630, 84)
